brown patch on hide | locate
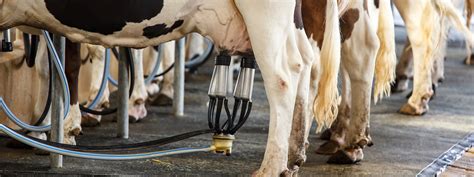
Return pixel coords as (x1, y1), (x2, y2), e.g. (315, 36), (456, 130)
(302, 1), (360, 46)
(340, 9), (360, 43)
(302, 0), (326, 48)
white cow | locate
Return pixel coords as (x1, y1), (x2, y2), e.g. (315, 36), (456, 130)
(394, 0), (474, 115)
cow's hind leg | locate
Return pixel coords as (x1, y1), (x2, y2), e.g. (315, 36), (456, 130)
(328, 7), (380, 164)
(316, 68), (351, 155)
(393, 41), (413, 93)
(396, 0), (438, 115)
(235, 0), (311, 175)
(288, 44), (313, 174)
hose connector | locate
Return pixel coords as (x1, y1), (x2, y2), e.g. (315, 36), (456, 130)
(211, 134), (235, 156)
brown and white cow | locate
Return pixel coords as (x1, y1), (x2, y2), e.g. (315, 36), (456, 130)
(302, 0), (397, 164)
(0, 29), (82, 145)
(0, 0), (342, 175)
(393, 0), (474, 115)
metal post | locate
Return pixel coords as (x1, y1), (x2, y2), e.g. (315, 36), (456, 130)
(50, 35), (65, 168)
(117, 47), (129, 139)
(173, 38), (185, 117)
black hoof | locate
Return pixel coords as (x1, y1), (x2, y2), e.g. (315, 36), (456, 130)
(150, 94), (173, 106)
(327, 150), (362, 164)
(319, 129), (332, 141)
(315, 141), (340, 155)
(406, 90), (413, 99)
(431, 84), (437, 100)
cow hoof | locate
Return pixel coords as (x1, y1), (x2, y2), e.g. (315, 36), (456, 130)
(6, 139), (31, 149)
(253, 167), (289, 177)
(437, 77), (444, 84)
(150, 94), (173, 106)
(399, 103), (427, 116)
(129, 116), (141, 123)
(464, 55), (474, 65)
(34, 148), (50, 156)
(316, 141), (340, 155)
(327, 149), (363, 164)
(81, 115), (100, 127)
(280, 168), (299, 177)
(319, 129), (332, 141)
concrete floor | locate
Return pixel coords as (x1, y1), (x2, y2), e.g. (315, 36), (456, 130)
(0, 27), (473, 176)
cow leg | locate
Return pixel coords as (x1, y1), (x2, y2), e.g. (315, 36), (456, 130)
(63, 40), (83, 145)
(235, 0), (312, 175)
(186, 33), (205, 60)
(151, 41), (175, 106)
(81, 44), (110, 127)
(143, 47), (160, 96)
(432, 39), (446, 87)
(328, 7), (380, 164)
(31, 35), (50, 141)
(128, 49), (148, 122)
(393, 40), (413, 93)
(288, 48), (313, 174)
(316, 67), (351, 155)
(396, 0), (437, 115)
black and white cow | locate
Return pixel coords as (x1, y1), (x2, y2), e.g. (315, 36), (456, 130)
(0, 0), (341, 175)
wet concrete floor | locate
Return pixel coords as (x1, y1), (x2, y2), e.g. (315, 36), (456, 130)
(0, 27), (473, 176)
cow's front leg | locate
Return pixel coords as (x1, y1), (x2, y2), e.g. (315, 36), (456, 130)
(63, 40), (83, 145)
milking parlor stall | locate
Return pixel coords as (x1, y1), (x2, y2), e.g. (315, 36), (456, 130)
(0, 0), (473, 176)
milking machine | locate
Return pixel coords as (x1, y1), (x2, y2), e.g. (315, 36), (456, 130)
(0, 28), (256, 166)
(208, 54), (255, 155)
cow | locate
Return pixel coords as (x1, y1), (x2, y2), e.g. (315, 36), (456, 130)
(0, 0), (341, 175)
(303, 0), (397, 164)
(393, 0), (474, 115)
(465, 0), (474, 64)
(0, 29), (81, 145)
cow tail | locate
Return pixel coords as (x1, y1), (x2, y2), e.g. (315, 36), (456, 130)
(466, 0), (473, 64)
(313, 0), (341, 132)
(373, 0), (397, 103)
(434, 0), (474, 64)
